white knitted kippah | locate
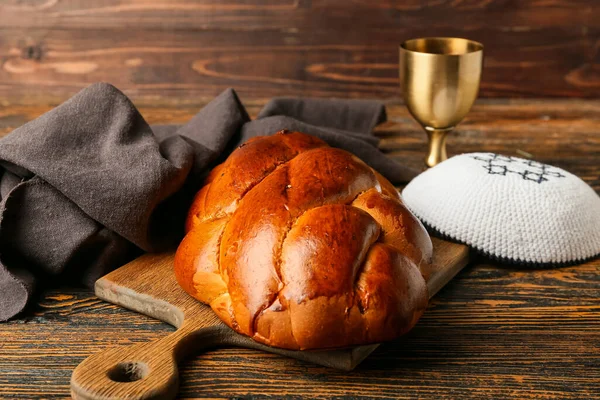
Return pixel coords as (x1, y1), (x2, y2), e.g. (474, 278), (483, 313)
(402, 153), (600, 266)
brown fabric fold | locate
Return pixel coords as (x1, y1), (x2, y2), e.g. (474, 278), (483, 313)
(0, 83), (416, 321)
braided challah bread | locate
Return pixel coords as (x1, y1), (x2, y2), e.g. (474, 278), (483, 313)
(175, 130), (432, 350)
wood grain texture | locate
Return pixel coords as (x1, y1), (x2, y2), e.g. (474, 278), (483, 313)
(0, 0), (599, 103)
(0, 99), (599, 398)
(70, 238), (467, 399)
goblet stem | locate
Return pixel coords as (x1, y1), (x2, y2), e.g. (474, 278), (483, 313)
(425, 127), (453, 168)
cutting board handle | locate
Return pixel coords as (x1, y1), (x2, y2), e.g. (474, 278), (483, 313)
(70, 316), (232, 400)
(70, 238), (469, 399)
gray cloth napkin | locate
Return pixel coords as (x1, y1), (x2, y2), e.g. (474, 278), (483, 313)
(0, 83), (417, 321)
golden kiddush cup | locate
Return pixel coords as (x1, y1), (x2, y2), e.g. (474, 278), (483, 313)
(400, 37), (483, 167)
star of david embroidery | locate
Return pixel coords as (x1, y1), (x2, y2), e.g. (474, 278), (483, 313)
(471, 153), (565, 184)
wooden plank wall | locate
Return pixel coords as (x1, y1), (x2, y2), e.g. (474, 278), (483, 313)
(0, 0), (598, 104)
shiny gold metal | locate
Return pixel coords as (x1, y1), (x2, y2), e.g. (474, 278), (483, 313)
(400, 37), (483, 167)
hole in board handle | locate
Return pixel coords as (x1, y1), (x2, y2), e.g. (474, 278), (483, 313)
(107, 361), (149, 382)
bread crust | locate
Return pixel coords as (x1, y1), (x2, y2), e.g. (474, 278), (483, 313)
(174, 130), (431, 350)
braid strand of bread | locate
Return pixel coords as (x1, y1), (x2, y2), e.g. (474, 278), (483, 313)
(174, 131), (432, 350)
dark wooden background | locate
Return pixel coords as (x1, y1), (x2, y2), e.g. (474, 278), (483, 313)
(0, 0), (599, 104)
(1, 2), (600, 398)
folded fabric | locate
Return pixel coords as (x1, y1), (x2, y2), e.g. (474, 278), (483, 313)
(0, 83), (417, 321)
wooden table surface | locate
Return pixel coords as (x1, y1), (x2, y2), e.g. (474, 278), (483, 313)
(0, 98), (599, 399)
(1, 0), (599, 99)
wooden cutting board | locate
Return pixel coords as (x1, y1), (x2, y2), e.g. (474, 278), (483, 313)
(71, 237), (469, 400)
